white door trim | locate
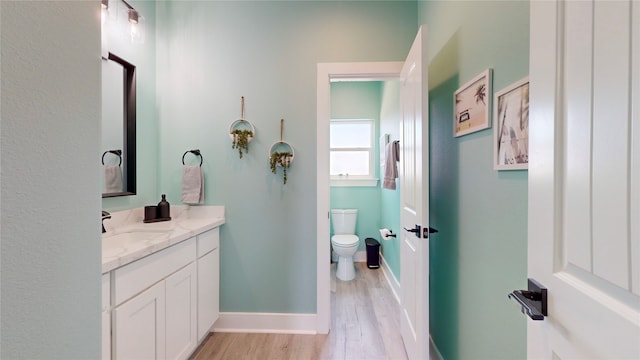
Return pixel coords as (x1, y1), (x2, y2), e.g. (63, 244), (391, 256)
(316, 62), (403, 333)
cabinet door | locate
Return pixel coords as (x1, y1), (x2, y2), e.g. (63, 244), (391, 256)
(113, 281), (166, 360)
(197, 247), (219, 341)
(102, 310), (110, 360)
(102, 274), (110, 360)
(166, 262), (198, 360)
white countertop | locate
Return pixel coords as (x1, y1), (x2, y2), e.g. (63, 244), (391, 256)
(102, 205), (225, 273)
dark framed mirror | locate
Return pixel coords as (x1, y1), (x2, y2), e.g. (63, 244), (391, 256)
(102, 52), (136, 197)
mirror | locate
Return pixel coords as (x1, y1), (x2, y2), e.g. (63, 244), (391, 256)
(102, 52), (136, 197)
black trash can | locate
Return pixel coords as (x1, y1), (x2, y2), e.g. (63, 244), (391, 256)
(365, 238), (380, 269)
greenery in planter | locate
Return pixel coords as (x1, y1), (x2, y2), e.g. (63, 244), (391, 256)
(231, 129), (253, 159)
(269, 151), (293, 184)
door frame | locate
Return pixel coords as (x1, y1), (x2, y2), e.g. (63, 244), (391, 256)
(316, 61), (404, 333)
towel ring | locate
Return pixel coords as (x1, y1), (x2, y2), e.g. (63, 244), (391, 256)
(102, 149), (122, 166)
(182, 149), (203, 166)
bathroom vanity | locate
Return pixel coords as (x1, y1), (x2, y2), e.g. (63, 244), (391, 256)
(101, 206), (224, 360)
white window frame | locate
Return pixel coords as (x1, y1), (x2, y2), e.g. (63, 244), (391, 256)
(329, 119), (378, 187)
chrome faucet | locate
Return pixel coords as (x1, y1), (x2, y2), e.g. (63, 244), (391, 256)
(102, 211), (111, 233)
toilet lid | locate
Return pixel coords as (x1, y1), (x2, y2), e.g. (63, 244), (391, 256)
(332, 234), (359, 246)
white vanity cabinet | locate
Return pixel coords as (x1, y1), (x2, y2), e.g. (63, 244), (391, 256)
(111, 237), (196, 360)
(113, 262), (198, 360)
(196, 228), (220, 341)
(103, 224), (222, 360)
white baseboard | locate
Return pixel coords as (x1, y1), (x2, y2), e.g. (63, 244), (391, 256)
(380, 254), (401, 304)
(213, 312), (317, 335)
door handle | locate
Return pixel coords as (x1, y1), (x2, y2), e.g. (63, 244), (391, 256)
(404, 225), (439, 239)
(508, 278), (547, 321)
(403, 225), (421, 238)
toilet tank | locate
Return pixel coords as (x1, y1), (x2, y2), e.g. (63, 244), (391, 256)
(331, 209), (358, 234)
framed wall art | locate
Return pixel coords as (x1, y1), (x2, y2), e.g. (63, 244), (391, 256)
(454, 69), (492, 137)
(493, 77), (529, 170)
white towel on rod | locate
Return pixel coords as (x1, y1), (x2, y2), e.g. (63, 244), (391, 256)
(182, 165), (204, 204)
(382, 141), (398, 190)
(103, 165), (123, 193)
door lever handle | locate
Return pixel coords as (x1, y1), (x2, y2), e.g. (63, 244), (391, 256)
(508, 278), (547, 321)
(403, 225), (421, 238)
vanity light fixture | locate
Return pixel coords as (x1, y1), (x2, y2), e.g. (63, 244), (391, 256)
(128, 8), (139, 24)
(119, 0), (138, 23)
(101, 0), (115, 25)
(120, 0), (143, 43)
(101, 0), (144, 43)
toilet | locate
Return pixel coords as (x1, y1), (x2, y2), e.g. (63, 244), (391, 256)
(331, 209), (359, 281)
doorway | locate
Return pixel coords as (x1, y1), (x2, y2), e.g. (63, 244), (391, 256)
(316, 62), (403, 334)
(328, 79), (402, 285)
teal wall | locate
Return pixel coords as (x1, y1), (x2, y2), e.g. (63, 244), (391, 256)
(156, 1), (418, 313)
(330, 81), (382, 252)
(379, 80), (402, 278)
(1, 2), (101, 358)
(419, 1), (529, 359)
(102, 0), (158, 211)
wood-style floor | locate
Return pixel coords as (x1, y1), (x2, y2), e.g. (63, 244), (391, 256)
(191, 262), (408, 360)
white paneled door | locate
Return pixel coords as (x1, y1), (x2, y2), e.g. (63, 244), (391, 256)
(528, 0), (640, 358)
(399, 26), (430, 360)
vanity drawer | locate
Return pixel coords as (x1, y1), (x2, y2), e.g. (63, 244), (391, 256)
(197, 227), (219, 258)
(113, 237), (196, 305)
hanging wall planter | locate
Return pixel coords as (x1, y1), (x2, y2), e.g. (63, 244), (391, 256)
(229, 96), (255, 159)
(269, 119), (294, 185)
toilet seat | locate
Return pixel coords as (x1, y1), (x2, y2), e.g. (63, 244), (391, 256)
(331, 234), (359, 247)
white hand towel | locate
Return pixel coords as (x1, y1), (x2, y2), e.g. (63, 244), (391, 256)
(182, 165), (204, 204)
(382, 141), (398, 190)
(103, 165), (123, 193)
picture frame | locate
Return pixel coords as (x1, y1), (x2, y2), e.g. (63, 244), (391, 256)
(454, 69), (492, 137)
(493, 77), (529, 170)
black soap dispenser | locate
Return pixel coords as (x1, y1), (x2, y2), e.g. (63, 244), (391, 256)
(158, 194), (171, 220)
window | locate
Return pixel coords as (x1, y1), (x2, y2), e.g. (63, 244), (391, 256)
(330, 119), (377, 186)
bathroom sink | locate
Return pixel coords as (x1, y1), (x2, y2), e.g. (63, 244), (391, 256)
(102, 231), (167, 258)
